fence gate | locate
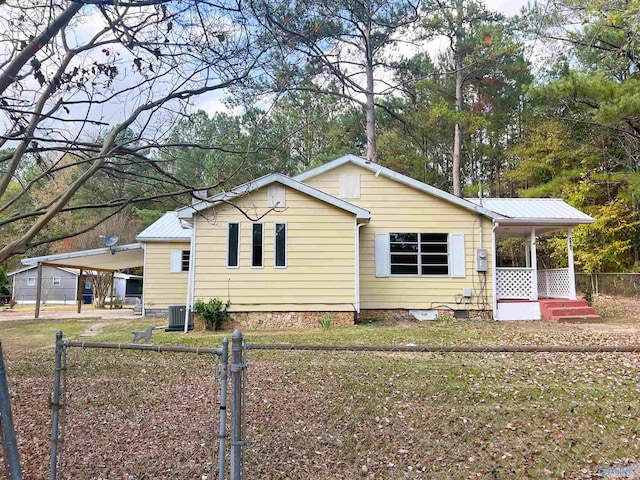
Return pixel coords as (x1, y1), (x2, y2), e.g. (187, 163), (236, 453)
(49, 329), (247, 480)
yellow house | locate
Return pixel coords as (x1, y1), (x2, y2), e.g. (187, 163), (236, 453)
(136, 154), (595, 327)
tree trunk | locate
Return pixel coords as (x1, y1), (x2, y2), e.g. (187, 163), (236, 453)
(453, 62), (463, 196)
(364, 16), (376, 163)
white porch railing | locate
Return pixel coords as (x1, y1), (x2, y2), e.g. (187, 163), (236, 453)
(537, 268), (572, 299)
(496, 268), (535, 300)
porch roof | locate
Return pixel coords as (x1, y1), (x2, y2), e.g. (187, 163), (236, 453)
(466, 198), (593, 224)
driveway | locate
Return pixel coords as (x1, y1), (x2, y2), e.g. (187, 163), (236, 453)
(0, 307), (139, 322)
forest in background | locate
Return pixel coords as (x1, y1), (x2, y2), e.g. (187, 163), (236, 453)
(0, 0), (639, 280)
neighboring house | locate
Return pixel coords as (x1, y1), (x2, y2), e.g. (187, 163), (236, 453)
(8, 265), (91, 304)
(135, 154), (594, 326)
(8, 265), (142, 304)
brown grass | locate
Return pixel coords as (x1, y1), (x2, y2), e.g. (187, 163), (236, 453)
(1, 313), (640, 479)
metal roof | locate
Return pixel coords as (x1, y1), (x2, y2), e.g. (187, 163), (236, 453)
(465, 198), (594, 224)
(21, 243), (144, 271)
(294, 154), (500, 220)
(136, 211), (192, 242)
(177, 172), (371, 223)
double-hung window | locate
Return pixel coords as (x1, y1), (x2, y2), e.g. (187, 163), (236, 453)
(251, 223), (264, 268)
(227, 222), (240, 268)
(390, 233), (449, 276)
(274, 223), (287, 268)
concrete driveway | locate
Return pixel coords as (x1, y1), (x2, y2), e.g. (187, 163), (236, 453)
(0, 307), (139, 322)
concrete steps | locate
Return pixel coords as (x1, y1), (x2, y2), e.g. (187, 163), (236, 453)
(539, 299), (602, 323)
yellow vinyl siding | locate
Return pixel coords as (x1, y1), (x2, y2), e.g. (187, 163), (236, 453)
(143, 241), (190, 309)
(304, 163), (494, 310)
(194, 186), (356, 312)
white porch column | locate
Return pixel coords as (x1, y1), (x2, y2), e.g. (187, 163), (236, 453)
(567, 227), (577, 300)
(530, 227), (538, 301)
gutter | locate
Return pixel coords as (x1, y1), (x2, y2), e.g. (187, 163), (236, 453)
(355, 221), (365, 314)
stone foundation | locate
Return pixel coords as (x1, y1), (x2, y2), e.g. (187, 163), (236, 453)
(224, 311), (356, 330)
(359, 308), (493, 322)
(144, 308), (168, 318)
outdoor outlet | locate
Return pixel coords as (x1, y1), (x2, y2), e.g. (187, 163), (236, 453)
(462, 288), (472, 298)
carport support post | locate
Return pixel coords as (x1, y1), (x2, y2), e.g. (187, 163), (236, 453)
(76, 270), (83, 314)
(109, 272), (115, 310)
(34, 263), (43, 319)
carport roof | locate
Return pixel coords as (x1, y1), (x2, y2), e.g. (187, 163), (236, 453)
(21, 243), (144, 271)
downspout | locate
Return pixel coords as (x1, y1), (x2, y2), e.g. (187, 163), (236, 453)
(141, 244), (147, 316)
(492, 221), (499, 320)
(355, 221), (364, 315)
(184, 217), (197, 333)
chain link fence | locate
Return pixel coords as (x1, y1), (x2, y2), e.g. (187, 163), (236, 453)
(3, 333), (640, 479)
(576, 273), (640, 297)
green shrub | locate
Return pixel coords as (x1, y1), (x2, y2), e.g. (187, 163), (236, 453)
(318, 314), (333, 329)
(194, 298), (230, 331)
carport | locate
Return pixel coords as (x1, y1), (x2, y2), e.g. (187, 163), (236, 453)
(21, 243), (144, 318)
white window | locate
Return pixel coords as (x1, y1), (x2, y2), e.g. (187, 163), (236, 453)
(26, 277), (35, 286)
(390, 233), (449, 276)
(274, 223), (287, 268)
(339, 174), (361, 199)
(84, 281), (92, 290)
(251, 223), (264, 268)
(52, 277), (61, 287)
(170, 250), (190, 273)
(375, 233), (466, 278)
(227, 223), (240, 268)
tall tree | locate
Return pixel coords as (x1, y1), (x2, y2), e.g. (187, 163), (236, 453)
(420, 0), (510, 196)
(0, 0), (266, 263)
(253, 0), (420, 162)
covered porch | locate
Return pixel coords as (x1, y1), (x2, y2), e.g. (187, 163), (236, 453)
(466, 198), (595, 321)
(494, 223), (578, 321)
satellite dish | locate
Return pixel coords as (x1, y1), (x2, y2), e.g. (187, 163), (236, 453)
(103, 235), (119, 248)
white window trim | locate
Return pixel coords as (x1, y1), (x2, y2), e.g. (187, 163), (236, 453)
(251, 223), (265, 269)
(226, 222), (241, 269)
(52, 277), (61, 287)
(26, 277), (36, 286)
(389, 232), (450, 277)
(181, 250), (190, 272)
(274, 222), (288, 269)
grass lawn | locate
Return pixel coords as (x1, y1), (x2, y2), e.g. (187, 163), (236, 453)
(1, 316), (639, 479)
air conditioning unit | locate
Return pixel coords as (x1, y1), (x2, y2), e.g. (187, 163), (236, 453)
(166, 304), (192, 332)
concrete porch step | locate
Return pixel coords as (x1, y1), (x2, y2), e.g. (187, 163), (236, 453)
(546, 307), (596, 317)
(547, 314), (603, 324)
(538, 299), (602, 323)
(539, 299), (589, 309)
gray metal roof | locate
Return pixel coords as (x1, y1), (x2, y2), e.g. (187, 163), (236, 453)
(465, 198), (594, 224)
(136, 212), (192, 242)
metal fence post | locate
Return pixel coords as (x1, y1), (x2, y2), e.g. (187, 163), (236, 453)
(218, 337), (229, 480)
(230, 330), (245, 480)
(49, 331), (63, 480)
(0, 342), (22, 480)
